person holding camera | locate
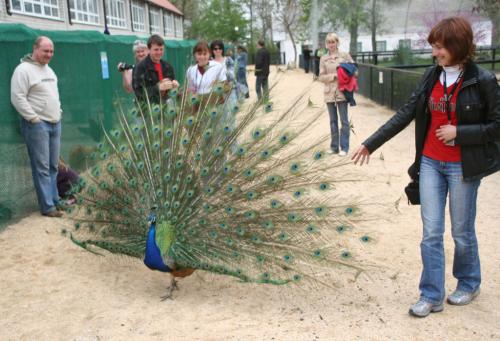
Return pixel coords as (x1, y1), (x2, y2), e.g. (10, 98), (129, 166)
(132, 34), (179, 103)
(352, 17), (500, 318)
(117, 40), (148, 93)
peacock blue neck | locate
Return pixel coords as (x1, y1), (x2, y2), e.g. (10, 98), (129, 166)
(143, 220), (174, 272)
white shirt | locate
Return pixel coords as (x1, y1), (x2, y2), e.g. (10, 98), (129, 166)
(186, 60), (226, 95)
(440, 65), (462, 86)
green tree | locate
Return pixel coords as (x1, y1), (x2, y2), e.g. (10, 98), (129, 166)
(322, 0), (367, 55)
(189, 0), (248, 42)
(169, 0), (201, 38)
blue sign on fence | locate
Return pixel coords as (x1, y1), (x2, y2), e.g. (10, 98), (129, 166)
(100, 52), (109, 80)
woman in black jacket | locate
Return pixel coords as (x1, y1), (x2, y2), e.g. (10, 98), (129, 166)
(352, 17), (500, 318)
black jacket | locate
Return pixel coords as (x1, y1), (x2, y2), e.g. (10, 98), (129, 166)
(363, 62), (500, 182)
(255, 47), (270, 77)
(132, 55), (175, 102)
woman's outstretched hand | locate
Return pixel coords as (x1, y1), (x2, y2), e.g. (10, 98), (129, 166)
(351, 145), (371, 165)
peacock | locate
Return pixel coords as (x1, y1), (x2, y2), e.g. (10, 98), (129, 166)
(63, 80), (374, 299)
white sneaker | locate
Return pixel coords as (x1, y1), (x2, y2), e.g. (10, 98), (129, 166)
(339, 150), (347, 157)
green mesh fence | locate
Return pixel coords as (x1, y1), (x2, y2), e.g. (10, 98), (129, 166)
(0, 23), (196, 229)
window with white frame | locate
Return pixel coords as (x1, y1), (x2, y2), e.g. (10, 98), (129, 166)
(10, 0), (59, 19)
(163, 12), (174, 36)
(69, 0), (99, 24)
(149, 7), (161, 34)
(131, 1), (145, 32)
(174, 15), (182, 38)
(376, 40), (387, 52)
(105, 0), (125, 28)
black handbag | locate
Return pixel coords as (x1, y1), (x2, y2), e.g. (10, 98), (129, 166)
(404, 181), (420, 205)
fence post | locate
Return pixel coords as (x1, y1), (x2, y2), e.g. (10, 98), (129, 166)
(492, 47), (496, 71)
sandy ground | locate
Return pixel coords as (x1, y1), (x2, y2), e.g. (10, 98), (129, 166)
(1, 68), (499, 341)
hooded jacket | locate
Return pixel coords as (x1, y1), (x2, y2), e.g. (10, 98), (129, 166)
(11, 54), (61, 123)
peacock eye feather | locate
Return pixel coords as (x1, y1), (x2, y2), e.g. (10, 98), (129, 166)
(166, 108), (176, 118)
(204, 187), (215, 195)
(243, 168), (256, 179)
(151, 104), (161, 115)
(235, 146), (246, 156)
(292, 274), (302, 282)
(96, 142), (105, 150)
(163, 173), (171, 182)
(209, 109), (218, 118)
(213, 147), (223, 156)
(287, 213), (300, 222)
(143, 182), (151, 191)
(156, 189), (163, 197)
(262, 220), (274, 229)
(270, 199), (282, 209)
(100, 152), (109, 160)
(236, 226), (245, 236)
(314, 206), (328, 217)
(360, 235), (371, 243)
(152, 125), (160, 135)
(119, 144), (128, 153)
(90, 152), (97, 160)
(135, 142), (144, 151)
(99, 181), (108, 190)
(153, 142), (161, 150)
(244, 210), (257, 220)
(345, 207), (354, 215)
(129, 108), (138, 117)
(184, 116), (195, 127)
(91, 166), (100, 177)
(225, 206), (235, 214)
(231, 105), (239, 114)
(266, 175), (282, 186)
(226, 238), (233, 246)
(313, 249), (323, 258)
(171, 184), (179, 193)
(222, 125), (231, 135)
(194, 151), (202, 161)
(256, 255), (265, 263)
(173, 201), (180, 209)
(164, 128), (173, 138)
(153, 163), (161, 173)
(260, 149), (271, 159)
(123, 159), (132, 168)
(175, 160), (183, 169)
(306, 224), (317, 233)
(136, 161), (145, 171)
(279, 133), (290, 144)
(223, 164), (231, 174)
(186, 190), (195, 198)
(203, 129), (212, 140)
(336, 225), (346, 233)
(163, 148), (171, 158)
(289, 162), (300, 174)
(293, 189), (304, 199)
(246, 191), (258, 200)
(190, 95), (199, 104)
(201, 167), (209, 177)
(110, 129), (120, 138)
(181, 136), (189, 146)
(283, 254), (293, 262)
(264, 102), (273, 112)
(106, 163), (116, 173)
(313, 151), (324, 160)
(319, 182), (330, 191)
(278, 232), (289, 241)
(169, 89), (178, 98)
(251, 235), (261, 243)
(341, 251), (351, 259)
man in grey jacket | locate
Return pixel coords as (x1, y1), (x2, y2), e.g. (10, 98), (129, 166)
(11, 36), (63, 217)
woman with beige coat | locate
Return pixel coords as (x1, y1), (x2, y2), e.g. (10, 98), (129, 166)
(319, 33), (354, 156)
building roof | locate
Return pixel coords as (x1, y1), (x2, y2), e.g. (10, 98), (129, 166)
(148, 0), (183, 16)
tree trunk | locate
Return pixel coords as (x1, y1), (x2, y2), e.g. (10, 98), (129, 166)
(490, 10), (500, 46)
(371, 0), (377, 53)
(349, 0), (359, 55)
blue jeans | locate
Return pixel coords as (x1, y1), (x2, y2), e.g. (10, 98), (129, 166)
(326, 101), (349, 152)
(255, 75), (268, 101)
(21, 119), (61, 214)
(419, 156), (481, 303)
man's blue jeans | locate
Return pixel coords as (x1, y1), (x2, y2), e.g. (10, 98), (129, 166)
(255, 75), (268, 101)
(326, 101), (349, 153)
(21, 119), (61, 214)
(419, 156), (481, 304)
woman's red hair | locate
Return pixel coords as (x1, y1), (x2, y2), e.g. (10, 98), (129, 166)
(427, 16), (475, 65)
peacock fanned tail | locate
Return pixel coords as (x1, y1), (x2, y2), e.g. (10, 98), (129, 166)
(65, 81), (375, 287)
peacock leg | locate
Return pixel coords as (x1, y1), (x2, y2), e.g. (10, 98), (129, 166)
(160, 275), (178, 301)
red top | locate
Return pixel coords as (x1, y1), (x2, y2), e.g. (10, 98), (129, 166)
(154, 62), (164, 81)
(422, 79), (462, 162)
(337, 67), (358, 92)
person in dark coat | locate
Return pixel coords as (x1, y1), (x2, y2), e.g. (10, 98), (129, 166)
(254, 40), (270, 102)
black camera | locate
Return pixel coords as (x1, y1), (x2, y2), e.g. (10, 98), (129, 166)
(118, 62), (134, 72)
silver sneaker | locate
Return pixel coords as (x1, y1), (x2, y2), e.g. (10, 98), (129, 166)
(409, 299), (444, 317)
(447, 289), (480, 306)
